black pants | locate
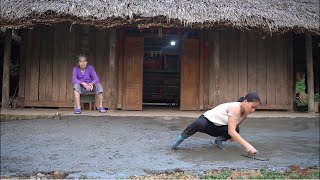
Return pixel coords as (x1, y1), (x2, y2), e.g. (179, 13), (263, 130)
(181, 115), (239, 140)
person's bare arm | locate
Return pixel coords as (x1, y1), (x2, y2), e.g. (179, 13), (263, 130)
(228, 117), (257, 154)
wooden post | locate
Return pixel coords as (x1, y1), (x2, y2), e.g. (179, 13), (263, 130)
(108, 28), (117, 109)
(199, 30), (204, 110)
(2, 29), (12, 109)
(306, 35), (314, 112)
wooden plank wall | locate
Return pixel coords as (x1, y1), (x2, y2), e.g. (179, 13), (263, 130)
(205, 29), (292, 110)
(22, 24), (115, 108)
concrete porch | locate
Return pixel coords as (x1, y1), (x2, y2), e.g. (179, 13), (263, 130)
(1, 107), (319, 120)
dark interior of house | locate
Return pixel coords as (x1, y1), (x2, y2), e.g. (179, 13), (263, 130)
(143, 37), (181, 107)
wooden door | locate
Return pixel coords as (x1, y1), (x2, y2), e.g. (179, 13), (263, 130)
(122, 37), (144, 110)
(180, 39), (200, 110)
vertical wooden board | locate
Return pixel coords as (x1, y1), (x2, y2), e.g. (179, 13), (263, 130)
(203, 30), (210, 108)
(58, 24), (68, 102)
(67, 25), (77, 102)
(180, 38), (200, 110)
(276, 35), (287, 105)
(274, 36), (281, 104)
(24, 30), (32, 101)
(207, 30), (214, 107)
(108, 29), (117, 109)
(123, 37), (144, 110)
(75, 25), (82, 57)
(18, 30), (27, 104)
(199, 30), (204, 109)
(219, 30), (229, 104)
(117, 29), (125, 109)
(104, 30), (110, 106)
(257, 35), (267, 105)
(266, 36), (276, 104)
(238, 31), (248, 97)
(287, 33), (294, 110)
(213, 30), (220, 107)
(282, 35), (289, 106)
(39, 26), (48, 101)
(45, 26), (53, 101)
(247, 32), (257, 93)
(95, 29), (108, 107)
(29, 27), (41, 101)
(228, 30), (239, 101)
(52, 24), (62, 101)
(89, 28), (96, 68)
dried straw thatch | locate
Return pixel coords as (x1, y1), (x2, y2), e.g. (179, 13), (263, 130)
(0, 0), (319, 34)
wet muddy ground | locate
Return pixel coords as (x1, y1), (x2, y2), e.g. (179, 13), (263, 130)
(1, 116), (319, 178)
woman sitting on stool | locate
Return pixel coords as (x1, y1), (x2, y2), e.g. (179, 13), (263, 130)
(72, 54), (107, 114)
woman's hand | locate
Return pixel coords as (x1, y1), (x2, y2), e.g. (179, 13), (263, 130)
(246, 145), (258, 154)
(88, 83), (94, 91)
(81, 82), (91, 91)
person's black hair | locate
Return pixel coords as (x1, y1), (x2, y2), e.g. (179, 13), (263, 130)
(237, 92), (261, 104)
(77, 54), (87, 61)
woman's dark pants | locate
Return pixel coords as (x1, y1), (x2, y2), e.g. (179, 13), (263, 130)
(181, 115), (239, 140)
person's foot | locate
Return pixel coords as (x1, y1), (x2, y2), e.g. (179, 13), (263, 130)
(74, 108), (81, 114)
(98, 107), (107, 113)
(171, 135), (184, 150)
(214, 136), (226, 149)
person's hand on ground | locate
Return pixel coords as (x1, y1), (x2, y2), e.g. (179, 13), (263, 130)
(246, 145), (258, 154)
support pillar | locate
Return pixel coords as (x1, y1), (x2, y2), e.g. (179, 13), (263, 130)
(306, 34), (314, 112)
(1, 29), (12, 109)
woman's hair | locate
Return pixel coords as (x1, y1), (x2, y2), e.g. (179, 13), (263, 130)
(237, 92), (261, 103)
(77, 54), (87, 62)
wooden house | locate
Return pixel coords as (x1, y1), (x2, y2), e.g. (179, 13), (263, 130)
(1, 0), (319, 111)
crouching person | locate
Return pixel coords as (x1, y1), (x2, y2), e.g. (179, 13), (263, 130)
(72, 54), (107, 114)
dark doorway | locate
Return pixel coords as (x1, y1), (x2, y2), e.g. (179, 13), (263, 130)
(143, 37), (181, 107)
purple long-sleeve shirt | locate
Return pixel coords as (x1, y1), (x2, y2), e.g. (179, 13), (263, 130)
(72, 65), (100, 84)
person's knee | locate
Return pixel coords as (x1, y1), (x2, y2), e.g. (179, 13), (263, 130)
(197, 116), (209, 129)
(94, 83), (103, 95)
(73, 83), (81, 94)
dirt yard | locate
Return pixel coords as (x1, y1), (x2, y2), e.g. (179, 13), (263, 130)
(1, 116), (319, 178)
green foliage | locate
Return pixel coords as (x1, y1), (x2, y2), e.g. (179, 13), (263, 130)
(201, 169), (232, 179)
(10, 63), (19, 77)
(295, 80), (306, 93)
(314, 93), (320, 102)
(259, 169), (285, 179)
(304, 171), (320, 179)
(295, 92), (308, 107)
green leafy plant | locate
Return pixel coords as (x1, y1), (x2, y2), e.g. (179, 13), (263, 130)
(314, 93), (320, 102)
(295, 80), (306, 93)
(10, 63), (20, 77)
(295, 92), (308, 107)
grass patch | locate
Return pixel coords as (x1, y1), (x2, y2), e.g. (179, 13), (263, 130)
(130, 167), (319, 179)
(1, 166), (319, 179)
(201, 169), (232, 179)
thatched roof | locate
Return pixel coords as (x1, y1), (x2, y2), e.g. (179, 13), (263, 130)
(0, 0), (319, 34)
